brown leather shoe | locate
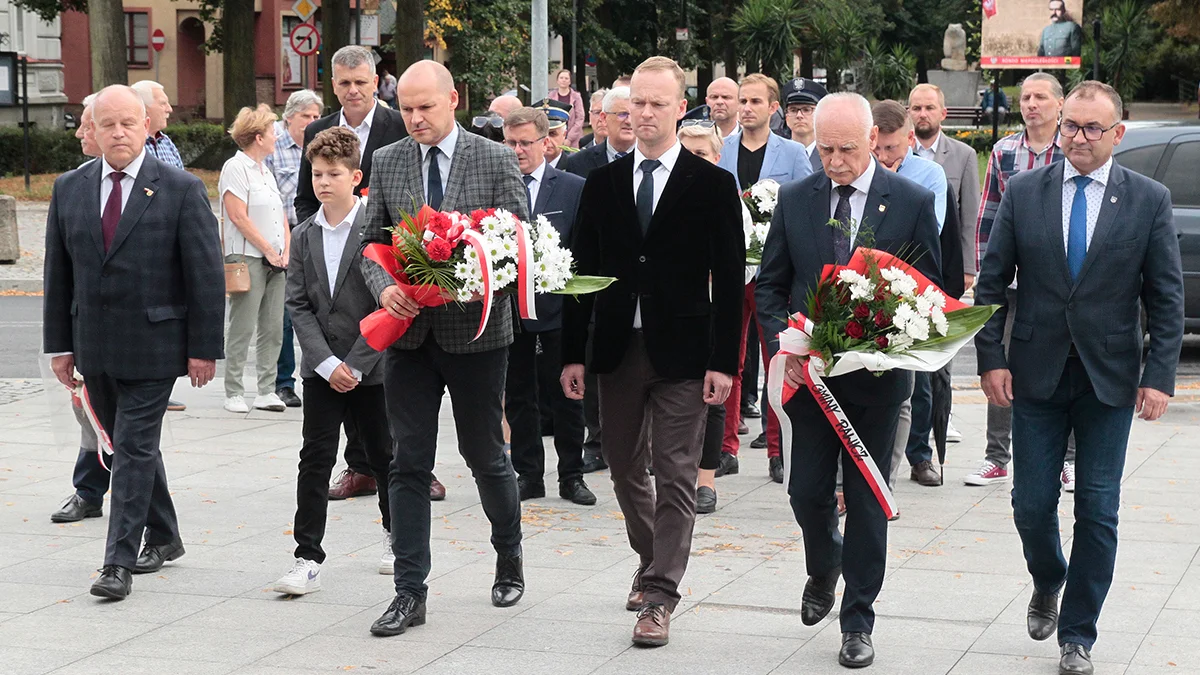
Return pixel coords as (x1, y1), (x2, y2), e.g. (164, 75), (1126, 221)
(626, 563), (648, 611)
(430, 475), (447, 501)
(910, 460), (942, 487)
(328, 469), (377, 500)
(632, 602), (670, 647)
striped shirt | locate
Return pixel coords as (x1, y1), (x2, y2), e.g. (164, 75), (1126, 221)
(975, 129), (1063, 270)
(145, 131), (184, 169)
(265, 120), (302, 227)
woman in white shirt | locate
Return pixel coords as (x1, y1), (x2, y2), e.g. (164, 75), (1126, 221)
(219, 104), (291, 414)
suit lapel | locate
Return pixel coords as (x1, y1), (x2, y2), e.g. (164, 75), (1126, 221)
(440, 125), (471, 211)
(83, 161), (104, 259)
(534, 166), (558, 215)
(811, 176), (835, 264)
(1041, 163), (1073, 288)
(361, 106), (390, 180)
(1074, 164), (1127, 287)
(105, 155), (160, 262)
(759, 133), (782, 185)
(611, 154), (640, 241)
(403, 140), (425, 210)
(332, 206), (368, 303)
(647, 151), (698, 239)
(859, 168), (891, 247)
(308, 222), (332, 301)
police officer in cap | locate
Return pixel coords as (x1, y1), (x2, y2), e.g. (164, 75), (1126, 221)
(533, 98), (572, 169)
(777, 77), (828, 172)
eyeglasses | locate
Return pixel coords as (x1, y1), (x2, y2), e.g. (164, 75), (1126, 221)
(679, 119), (715, 129)
(786, 105), (816, 117)
(589, 108), (603, 116)
(604, 111), (631, 121)
(503, 136), (547, 150)
(1059, 120), (1120, 141)
(472, 115), (505, 129)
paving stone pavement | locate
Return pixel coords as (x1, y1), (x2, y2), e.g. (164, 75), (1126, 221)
(2, 378), (1199, 674)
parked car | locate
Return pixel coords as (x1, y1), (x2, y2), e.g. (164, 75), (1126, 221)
(1112, 121), (1200, 332)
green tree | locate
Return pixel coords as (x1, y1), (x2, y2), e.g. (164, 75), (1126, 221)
(801, 0), (885, 91)
(730, 0), (806, 80)
(14, 0), (126, 91)
(1150, 0), (1200, 40)
(1070, 0), (1155, 108)
(859, 38), (917, 100)
(442, 0), (530, 110)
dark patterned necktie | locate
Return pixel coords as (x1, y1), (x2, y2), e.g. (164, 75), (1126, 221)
(522, 174), (535, 216)
(426, 146), (443, 210)
(833, 184), (855, 265)
(101, 172), (125, 253)
(636, 159), (661, 234)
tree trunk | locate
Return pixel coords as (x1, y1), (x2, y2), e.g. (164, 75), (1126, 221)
(721, 0), (737, 76)
(322, 1), (351, 108)
(88, 0), (127, 91)
(393, 0), (425, 76)
(221, 0), (255, 126)
(799, 46), (813, 78)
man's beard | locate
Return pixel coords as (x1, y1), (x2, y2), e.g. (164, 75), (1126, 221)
(914, 124), (939, 141)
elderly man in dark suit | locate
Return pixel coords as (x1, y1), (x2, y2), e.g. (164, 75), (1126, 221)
(561, 56), (744, 648)
(361, 60), (530, 637)
(756, 92), (941, 668)
(43, 84), (225, 600)
(976, 81), (1183, 675)
(500, 107), (593, 506)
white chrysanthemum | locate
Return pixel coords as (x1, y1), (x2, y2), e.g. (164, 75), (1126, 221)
(464, 247), (479, 263)
(888, 331), (914, 352)
(837, 269), (868, 286)
(915, 296), (934, 317)
(753, 223), (771, 242)
(453, 261), (476, 281)
(903, 313), (930, 341)
(931, 307), (949, 336)
(893, 302), (916, 330)
(492, 263), (516, 287)
(848, 279), (873, 301)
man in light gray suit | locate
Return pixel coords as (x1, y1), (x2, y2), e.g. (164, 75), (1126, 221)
(360, 61), (530, 637)
(976, 81), (1183, 675)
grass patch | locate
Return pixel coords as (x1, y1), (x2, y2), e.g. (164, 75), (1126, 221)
(0, 169), (221, 202)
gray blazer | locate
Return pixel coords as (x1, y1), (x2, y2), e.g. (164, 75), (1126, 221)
(974, 161), (1184, 407)
(360, 126), (530, 354)
(286, 206), (385, 386)
(928, 134), (982, 275)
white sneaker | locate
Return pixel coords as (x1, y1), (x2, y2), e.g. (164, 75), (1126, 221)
(224, 395), (250, 413)
(253, 392), (287, 412)
(379, 529), (395, 575)
(1062, 461), (1075, 493)
(946, 418), (963, 443)
(964, 459), (1009, 486)
(273, 558), (321, 595)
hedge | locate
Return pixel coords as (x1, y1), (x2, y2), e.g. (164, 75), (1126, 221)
(0, 122), (234, 175)
(945, 127), (1022, 154)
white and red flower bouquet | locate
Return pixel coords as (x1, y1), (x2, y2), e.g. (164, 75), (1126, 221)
(361, 204), (613, 350)
(741, 178), (778, 265)
(767, 246), (997, 518)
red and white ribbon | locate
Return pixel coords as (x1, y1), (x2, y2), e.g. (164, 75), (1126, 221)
(513, 219), (538, 321)
(74, 382), (114, 471)
(766, 314), (898, 519)
(459, 229), (495, 341)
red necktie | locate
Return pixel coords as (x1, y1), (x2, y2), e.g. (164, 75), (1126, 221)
(101, 172), (125, 252)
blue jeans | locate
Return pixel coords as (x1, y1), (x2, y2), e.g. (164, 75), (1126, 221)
(1011, 358), (1133, 649)
(277, 309), (296, 390)
(904, 371), (933, 465)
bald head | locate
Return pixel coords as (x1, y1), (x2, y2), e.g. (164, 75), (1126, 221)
(489, 95), (522, 118)
(706, 77), (739, 126)
(397, 60), (460, 146)
(813, 93), (878, 186)
(92, 85), (150, 170)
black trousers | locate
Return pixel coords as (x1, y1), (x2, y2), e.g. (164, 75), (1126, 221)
(505, 329), (585, 485)
(785, 388), (900, 635)
(385, 336), (522, 599)
(700, 403), (726, 471)
(293, 377), (392, 564)
(341, 415), (372, 476)
(85, 374), (179, 569)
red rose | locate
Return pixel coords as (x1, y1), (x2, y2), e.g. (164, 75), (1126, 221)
(845, 321), (865, 339)
(853, 303), (870, 319)
(426, 237), (453, 262)
(875, 335), (889, 349)
(874, 310), (891, 328)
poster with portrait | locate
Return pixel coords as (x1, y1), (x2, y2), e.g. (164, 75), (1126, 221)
(981, 0), (1084, 68)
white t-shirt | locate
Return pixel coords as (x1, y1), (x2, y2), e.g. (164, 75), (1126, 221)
(219, 150), (287, 257)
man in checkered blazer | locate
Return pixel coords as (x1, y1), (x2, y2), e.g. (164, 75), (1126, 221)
(43, 85), (225, 600)
(360, 61), (530, 637)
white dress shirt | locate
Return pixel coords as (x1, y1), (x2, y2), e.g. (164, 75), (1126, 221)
(828, 158), (877, 245)
(1061, 157), (1112, 252)
(524, 159), (547, 211)
(914, 131), (942, 161)
(630, 140), (684, 328)
(805, 141), (817, 159)
(339, 102), (378, 161)
(419, 124), (459, 203)
(99, 149), (148, 218)
(548, 153), (563, 170)
(312, 199), (364, 383)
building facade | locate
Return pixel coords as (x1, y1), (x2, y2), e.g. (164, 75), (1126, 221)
(0, 0), (68, 128)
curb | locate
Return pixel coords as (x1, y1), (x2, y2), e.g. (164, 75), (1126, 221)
(0, 278), (43, 293)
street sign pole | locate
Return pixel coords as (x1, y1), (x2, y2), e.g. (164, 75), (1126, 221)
(151, 29), (166, 84)
(21, 56), (29, 193)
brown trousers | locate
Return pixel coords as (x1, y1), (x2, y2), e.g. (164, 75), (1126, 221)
(598, 331), (706, 611)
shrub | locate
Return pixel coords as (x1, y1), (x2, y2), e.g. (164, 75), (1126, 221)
(0, 122), (233, 175)
(947, 127), (1020, 154)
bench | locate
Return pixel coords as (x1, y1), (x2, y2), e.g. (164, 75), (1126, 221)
(944, 106), (987, 127)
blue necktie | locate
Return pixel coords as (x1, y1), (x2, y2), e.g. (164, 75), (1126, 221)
(426, 146), (443, 210)
(636, 159), (661, 234)
(522, 174), (535, 216)
(1066, 175), (1092, 281)
(615, 151), (628, 159)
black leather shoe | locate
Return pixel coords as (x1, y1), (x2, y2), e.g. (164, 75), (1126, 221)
(517, 476), (546, 501)
(133, 539), (185, 574)
(1059, 643), (1094, 674)
(492, 552), (525, 607)
(769, 456), (785, 484)
(801, 569), (840, 625)
(839, 632), (874, 668)
(51, 494), (103, 523)
(750, 433), (768, 449)
(741, 403), (761, 419)
(696, 486), (717, 514)
(581, 452), (608, 473)
(714, 452), (739, 478)
(1028, 585), (1062, 641)
(560, 477), (597, 506)
(370, 592), (427, 636)
(277, 386), (302, 408)
(90, 565), (132, 600)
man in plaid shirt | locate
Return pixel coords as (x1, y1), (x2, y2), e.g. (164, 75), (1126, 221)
(966, 72), (1077, 489)
(132, 81), (184, 170)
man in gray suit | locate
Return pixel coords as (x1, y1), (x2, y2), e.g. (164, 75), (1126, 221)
(976, 81), (1183, 675)
(43, 85), (225, 600)
(361, 61), (529, 637)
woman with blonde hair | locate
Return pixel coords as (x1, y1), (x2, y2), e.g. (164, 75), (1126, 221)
(219, 104), (290, 414)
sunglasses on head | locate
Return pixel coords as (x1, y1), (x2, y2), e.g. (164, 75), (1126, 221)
(679, 119), (715, 129)
(472, 115), (505, 129)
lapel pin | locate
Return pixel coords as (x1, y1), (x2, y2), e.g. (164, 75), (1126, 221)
(144, 188), (154, 197)
(878, 204), (886, 213)
(1110, 196), (1118, 203)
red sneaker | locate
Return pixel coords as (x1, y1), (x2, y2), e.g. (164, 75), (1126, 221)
(964, 460), (1009, 486)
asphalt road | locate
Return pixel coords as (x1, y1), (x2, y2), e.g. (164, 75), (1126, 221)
(4, 296), (1200, 385)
